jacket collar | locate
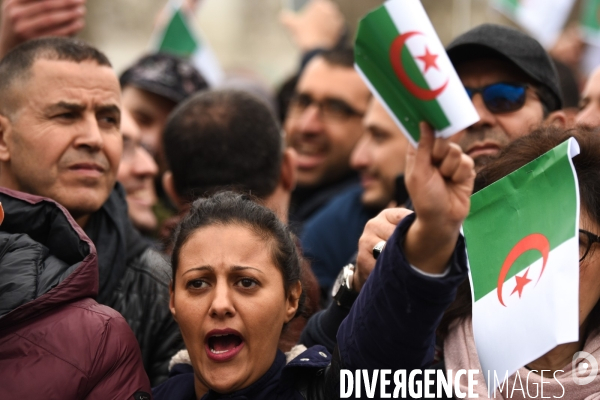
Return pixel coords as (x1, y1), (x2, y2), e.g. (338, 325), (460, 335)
(0, 187), (96, 327)
(83, 183), (149, 303)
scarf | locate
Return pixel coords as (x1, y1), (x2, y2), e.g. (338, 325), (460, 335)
(444, 317), (600, 399)
(83, 184), (149, 304)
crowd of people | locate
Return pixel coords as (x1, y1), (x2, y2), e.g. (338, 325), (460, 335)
(0, 0), (600, 399)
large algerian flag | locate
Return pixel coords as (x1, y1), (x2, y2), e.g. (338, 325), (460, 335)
(463, 138), (580, 389)
(492, 0), (576, 48)
(151, 0), (223, 86)
(581, 0), (600, 45)
(354, 0), (479, 146)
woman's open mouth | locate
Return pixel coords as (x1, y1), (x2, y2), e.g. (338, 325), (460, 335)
(205, 329), (245, 362)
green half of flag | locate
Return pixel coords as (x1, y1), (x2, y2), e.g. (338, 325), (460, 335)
(355, 5), (450, 141)
(463, 139), (578, 301)
(581, 0), (600, 32)
(158, 8), (200, 57)
(493, 0), (520, 17)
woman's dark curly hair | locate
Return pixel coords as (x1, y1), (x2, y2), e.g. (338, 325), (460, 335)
(170, 191), (305, 318)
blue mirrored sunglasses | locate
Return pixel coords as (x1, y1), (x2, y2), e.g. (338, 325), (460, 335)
(465, 82), (529, 114)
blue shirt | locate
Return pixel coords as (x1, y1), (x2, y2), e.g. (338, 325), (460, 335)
(300, 185), (376, 292)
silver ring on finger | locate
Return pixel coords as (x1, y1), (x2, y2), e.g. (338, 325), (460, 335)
(372, 240), (387, 260)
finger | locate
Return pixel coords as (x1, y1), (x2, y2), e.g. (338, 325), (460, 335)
(383, 207), (413, 225)
(366, 218), (397, 242)
(10, 0), (84, 20)
(438, 143), (463, 179)
(417, 121), (434, 158)
(451, 153), (476, 184)
(37, 17), (84, 38)
(15, 6), (84, 38)
(431, 135), (452, 165)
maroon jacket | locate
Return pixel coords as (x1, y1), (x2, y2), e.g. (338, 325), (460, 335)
(0, 188), (152, 399)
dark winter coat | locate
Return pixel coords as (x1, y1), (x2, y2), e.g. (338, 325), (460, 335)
(83, 184), (183, 384)
(0, 188), (152, 399)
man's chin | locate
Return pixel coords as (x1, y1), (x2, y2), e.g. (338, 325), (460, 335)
(473, 154), (500, 172)
(361, 192), (390, 211)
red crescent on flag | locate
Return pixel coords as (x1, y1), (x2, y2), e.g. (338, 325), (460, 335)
(497, 233), (550, 307)
(389, 31), (449, 101)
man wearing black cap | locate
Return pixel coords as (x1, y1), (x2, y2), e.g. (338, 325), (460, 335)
(446, 24), (566, 170)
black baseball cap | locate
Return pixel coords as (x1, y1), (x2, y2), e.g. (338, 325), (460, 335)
(446, 24), (562, 112)
(120, 53), (208, 104)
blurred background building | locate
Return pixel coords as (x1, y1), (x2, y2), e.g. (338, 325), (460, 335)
(80, 0), (586, 88)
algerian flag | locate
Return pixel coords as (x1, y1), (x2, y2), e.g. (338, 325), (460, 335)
(151, 0), (223, 86)
(354, 0), (479, 146)
(463, 138), (580, 389)
(492, 0), (576, 48)
(581, 0), (600, 45)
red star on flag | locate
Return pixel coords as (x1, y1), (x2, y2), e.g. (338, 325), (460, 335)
(511, 268), (532, 298)
(416, 46), (439, 73)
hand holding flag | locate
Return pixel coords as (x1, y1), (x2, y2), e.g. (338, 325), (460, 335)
(404, 123), (475, 274)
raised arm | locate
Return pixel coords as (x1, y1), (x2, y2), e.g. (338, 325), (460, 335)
(337, 123), (474, 370)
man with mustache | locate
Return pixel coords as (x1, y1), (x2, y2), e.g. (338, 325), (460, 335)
(284, 46), (371, 231)
(0, 37), (181, 385)
(446, 24), (566, 171)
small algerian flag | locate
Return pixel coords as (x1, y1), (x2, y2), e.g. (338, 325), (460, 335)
(151, 0), (223, 86)
(354, 0), (479, 146)
(581, 0), (600, 45)
(463, 138), (580, 389)
(492, 0), (575, 48)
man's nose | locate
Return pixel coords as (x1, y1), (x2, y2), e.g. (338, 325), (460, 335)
(132, 146), (158, 178)
(74, 115), (105, 151)
(469, 94), (496, 130)
(350, 135), (370, 171)
(297, 105), (325, 134)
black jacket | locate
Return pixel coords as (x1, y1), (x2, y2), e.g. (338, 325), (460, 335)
(84, 184), (183, 385)
(153, 346), (339, 400)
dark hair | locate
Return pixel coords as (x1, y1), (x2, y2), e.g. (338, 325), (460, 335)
(171, 191), (305, 317)
(163, 89), (283, 202)
(0, 37), (111, 110)
(318, 46), (355, 69)
(438, 125), (600, 340)
(553, 58), (580, 110)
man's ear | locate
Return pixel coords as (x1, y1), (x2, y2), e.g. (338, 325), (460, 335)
(280, 148), (298, 192)
(163, 171), (183, 210)
(0, 114), (12, 162)
(544, 110), (567, 128)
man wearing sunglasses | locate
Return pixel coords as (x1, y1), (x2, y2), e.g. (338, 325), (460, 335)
(446, 24), (566, 170)
(284, 46), (371, 231)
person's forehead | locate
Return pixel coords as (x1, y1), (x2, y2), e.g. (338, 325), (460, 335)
(296, 57), (369, 105)
(122, 85), (176, 114)
(582, 67), (600, 98)
(27, 58), (121, 105)
(455, 58), (532, 87)
(121, 109), (141, 140)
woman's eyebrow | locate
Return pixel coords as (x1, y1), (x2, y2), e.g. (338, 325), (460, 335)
(231, 265), (265, 275)
(182, 265), (214, 276)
